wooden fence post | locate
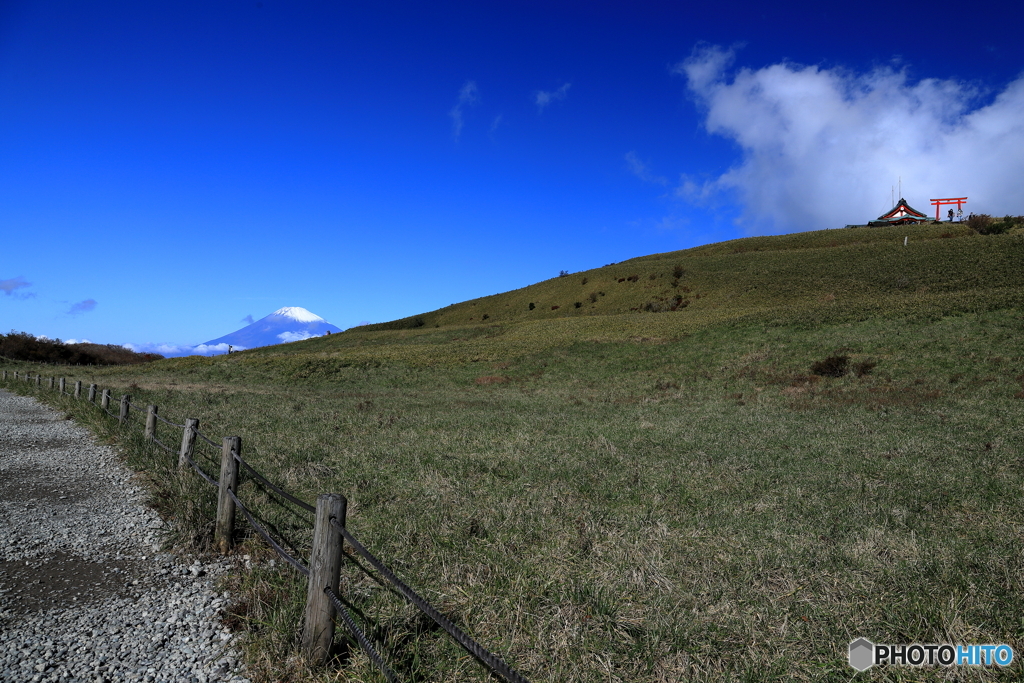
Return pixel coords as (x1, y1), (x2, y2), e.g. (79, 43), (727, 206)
(119, 394), (130, 424)
(145, 405), (158, 440)
(74, 381), (82, 399)
(88, 384), (97, 402)
(36, 375), (41, 387)
(48, 377), (54, 389)
(101, 389), (111, 410)
(302, 493), (346, 664)
(14, 371), (19, 380)
(2, 370), (6, 380)
(58, 377), (65, 393)
(178, 418), (199, 470)
(215, 436), (242, 554)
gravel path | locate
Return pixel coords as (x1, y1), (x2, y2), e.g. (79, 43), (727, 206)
(0, 389), (251, 683)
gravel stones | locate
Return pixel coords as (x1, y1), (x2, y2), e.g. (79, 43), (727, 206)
(0, 389), (250, 683)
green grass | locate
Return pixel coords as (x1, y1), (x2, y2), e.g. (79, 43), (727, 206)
(4, 225), (1024, 682)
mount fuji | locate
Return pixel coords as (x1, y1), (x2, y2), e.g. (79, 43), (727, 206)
(202, 307), (343, 351)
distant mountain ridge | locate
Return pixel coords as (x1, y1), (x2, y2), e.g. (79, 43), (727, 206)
(203, 307), (342, 350)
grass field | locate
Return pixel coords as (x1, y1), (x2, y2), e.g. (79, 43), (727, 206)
(4, 223), (1024, 681)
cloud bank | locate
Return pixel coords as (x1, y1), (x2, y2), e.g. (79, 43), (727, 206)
(123, 331), (329, 358)
(122, 342), (246, 357)
(535, 83), (570, 112)
(677, 45), (1024, 233)
(277, 330), (315, 343)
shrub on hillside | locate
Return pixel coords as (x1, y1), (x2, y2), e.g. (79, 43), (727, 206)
(811, 355), (849, 378)
(967, 214), (996, 233)
(966, 214), (1022, 235)
(0, 331), (163, 365)
(854, 360), (877, 377)
(643, 296), (688, 312)
(363, 316), (426, 331)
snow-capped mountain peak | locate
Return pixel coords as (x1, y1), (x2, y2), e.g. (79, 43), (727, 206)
(202, 307), (341, 350)
(271, 307), (325, 323)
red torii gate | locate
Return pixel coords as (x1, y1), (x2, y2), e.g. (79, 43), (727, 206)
(930, 197), (968, 220)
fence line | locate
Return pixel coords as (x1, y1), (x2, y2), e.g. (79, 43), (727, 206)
(183, 451), (220, 488)
(227, 487), (310, 576)
(152, 436), (176, 455)
(1, 368), (529, 683)
(330, 517), (530, 683)
(155, 412), (186, 429)
(233, 451), (316, 514)
(325, 586), (401, 683)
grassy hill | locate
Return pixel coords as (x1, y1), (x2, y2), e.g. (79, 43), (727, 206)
(4, 223), (1024, 682)
(138, 221), (1023, 377)
(360, 222), (1019, 331)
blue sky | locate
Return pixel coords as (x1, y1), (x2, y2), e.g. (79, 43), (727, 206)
(3, 1), (1023, 353)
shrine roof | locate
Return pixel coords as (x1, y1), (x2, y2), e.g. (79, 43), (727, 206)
(877, 198), (929, 220)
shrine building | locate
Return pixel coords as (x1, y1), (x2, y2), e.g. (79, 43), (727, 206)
(867, 198), (931, 226)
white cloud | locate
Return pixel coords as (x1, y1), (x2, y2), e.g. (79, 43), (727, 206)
(277, 330), (318, 343)
(625, 151), (668, 185)
(191, 343), (241, 355)
(450, 80), (479, 140)
(64, 338), (92, 344)
(121, 342), (246, 357)
(676, 45), (1024, 233)
(534, 83), (571, 112)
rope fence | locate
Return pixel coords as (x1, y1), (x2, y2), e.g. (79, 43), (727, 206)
(183, 453), (219, 488)
(227, 488), (310, 576)
(0, 368), (531, 683)
(331, 517), (530, 683)
(152, 436), (176, 455)
(194, 429), (221, 450)
(325, 586), (400, 683)
(233, 449), (316, 514)
(155, 412), (186, 428)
